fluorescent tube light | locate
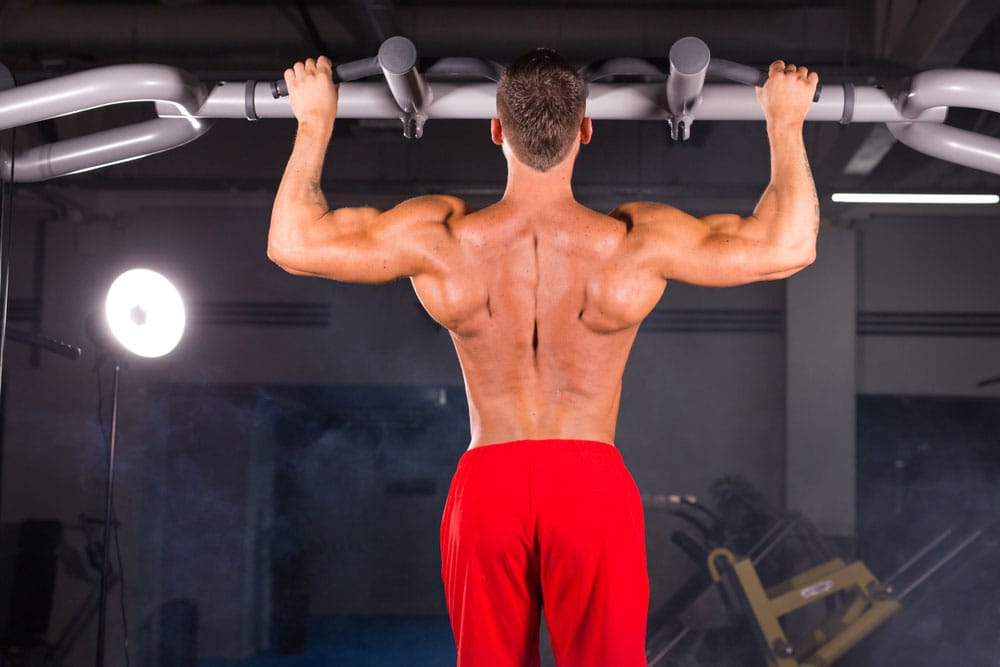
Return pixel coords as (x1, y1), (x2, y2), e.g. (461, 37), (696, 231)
(831, 193), (999, 204)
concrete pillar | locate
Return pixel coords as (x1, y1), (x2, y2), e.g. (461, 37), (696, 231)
(785, 227), (857, 536)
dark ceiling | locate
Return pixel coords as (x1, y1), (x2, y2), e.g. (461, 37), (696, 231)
(2, 0), (1000, 209)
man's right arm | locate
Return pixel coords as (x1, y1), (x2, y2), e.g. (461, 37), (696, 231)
(267, 57), (465, 283)
(614, 60), (820, 288)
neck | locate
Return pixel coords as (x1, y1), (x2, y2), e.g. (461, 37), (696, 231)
(501, 154), (577, 205)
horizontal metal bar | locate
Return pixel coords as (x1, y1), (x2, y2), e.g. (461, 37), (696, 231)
(183, 81), (948, 123)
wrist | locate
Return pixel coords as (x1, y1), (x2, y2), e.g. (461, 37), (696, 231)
(766, 117), (805, 134)
(296, 118), (335, 138)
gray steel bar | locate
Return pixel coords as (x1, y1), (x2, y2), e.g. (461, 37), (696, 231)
(697, 85), (946, 123)
(189, 81), (948, 123)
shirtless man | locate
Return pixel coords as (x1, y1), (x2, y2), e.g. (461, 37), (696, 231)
(269, 49), (819, 667)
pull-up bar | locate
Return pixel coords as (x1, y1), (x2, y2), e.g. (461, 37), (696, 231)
(1, 36), (999, 182)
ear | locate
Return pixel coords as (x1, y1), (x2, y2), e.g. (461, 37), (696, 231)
(491, 118), (504, 146)
(579, 117), (593, 145)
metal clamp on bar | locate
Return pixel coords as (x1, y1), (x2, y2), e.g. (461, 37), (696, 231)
(244, 80), (259, 121)
(666, 36), (710, 141)
(840, 82), (856, 125)
(377, 36), (432, 139)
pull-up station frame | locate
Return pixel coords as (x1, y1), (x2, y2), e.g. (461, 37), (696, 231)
(1, 36), (999, 182)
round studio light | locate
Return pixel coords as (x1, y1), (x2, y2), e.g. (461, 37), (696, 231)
(105, 268), (185, 358)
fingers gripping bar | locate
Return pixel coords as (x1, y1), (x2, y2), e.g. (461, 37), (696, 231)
(270, 56), (381, 97)
(708, 59), (823, 101)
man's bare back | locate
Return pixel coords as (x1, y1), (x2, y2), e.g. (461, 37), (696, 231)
(411, 198), (664, 447)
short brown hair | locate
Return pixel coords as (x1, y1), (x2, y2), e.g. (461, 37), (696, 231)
(496, 49), (586, 172)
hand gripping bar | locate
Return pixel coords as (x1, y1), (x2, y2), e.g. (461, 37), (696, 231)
(267, 36), (431, 138)
(665, 36), (821, 140)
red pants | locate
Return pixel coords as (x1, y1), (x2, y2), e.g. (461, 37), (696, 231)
(440, 439), (649, 667)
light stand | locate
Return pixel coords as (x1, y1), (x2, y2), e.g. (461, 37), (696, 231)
(96, 360), (120, 667)
(96, 268), (185, 667)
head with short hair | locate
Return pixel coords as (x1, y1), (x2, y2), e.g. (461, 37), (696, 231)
(496, 49), (587, 172)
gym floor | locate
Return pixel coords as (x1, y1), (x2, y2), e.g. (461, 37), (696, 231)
(198, 616), (455, 667)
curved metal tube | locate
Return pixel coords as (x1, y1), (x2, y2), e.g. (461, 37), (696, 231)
(898, 68), (1000, 120)
(0, 63), (211, 182)
(0, 63), (207, 129)
(888, 68), (1000, 175)
(2, 116), (212, 182)
(888, 122), (1000, 176)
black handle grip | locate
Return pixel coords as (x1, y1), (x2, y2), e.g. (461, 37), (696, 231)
(709, 58), (821, 102)
(271, 56), (382, 99)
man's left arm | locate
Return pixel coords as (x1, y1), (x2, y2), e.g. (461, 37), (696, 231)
(267, 56), (465, 283)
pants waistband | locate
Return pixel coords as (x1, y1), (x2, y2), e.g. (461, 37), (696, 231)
(461, 438), (620, 461)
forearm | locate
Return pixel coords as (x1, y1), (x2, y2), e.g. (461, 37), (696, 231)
(268, 121), (335, 258)
(749, 120), (819, 253)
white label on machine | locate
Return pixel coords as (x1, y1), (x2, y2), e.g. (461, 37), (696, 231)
(800, 580), (834, 599)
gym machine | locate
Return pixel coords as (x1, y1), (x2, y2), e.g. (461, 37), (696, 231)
(1, 36), (999, 182)
(644, 494), (983, 666)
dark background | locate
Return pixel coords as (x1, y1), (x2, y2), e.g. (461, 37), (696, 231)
(1, 1), (999, 666)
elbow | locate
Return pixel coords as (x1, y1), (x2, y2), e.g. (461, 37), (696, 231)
(784, 244), (816, 276)
(799, 243), (817, 269)
(761, 242), (814, 281)
(266, 240), (287, 268)
(266, 241), (305, 276)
